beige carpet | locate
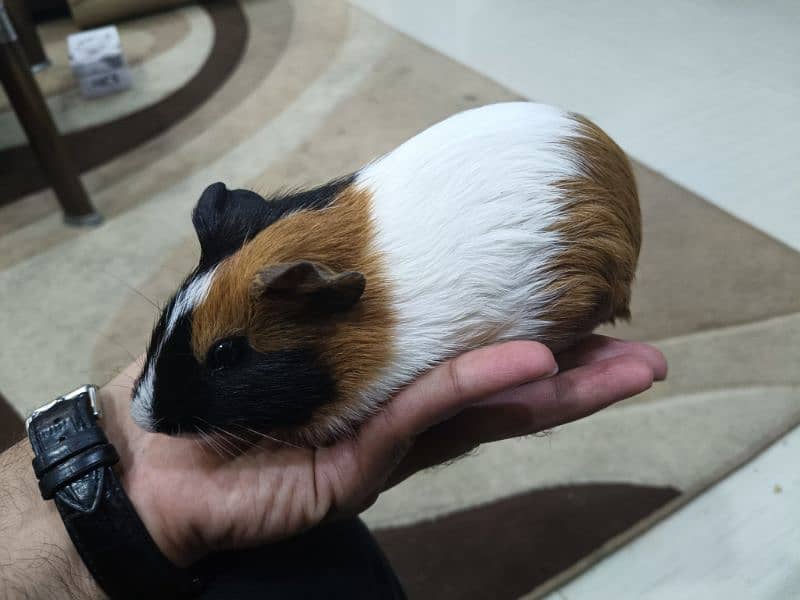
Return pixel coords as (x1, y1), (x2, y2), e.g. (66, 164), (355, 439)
(1, 1), (798, 598)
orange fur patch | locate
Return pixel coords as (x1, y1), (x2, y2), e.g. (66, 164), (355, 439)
(191, 186), (394, 436)
(539, 113), (641, 348)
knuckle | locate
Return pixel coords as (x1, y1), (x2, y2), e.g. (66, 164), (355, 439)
(445, 357), (467, 399)
(548, 375), (564, 406)
(389, 437), (414, 470)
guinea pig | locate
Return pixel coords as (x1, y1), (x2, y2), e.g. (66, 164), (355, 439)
(131, 102), (640, 446)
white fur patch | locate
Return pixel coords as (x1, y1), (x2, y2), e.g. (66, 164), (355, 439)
(354, 102), (583, 409)
(130, 267), (218, 430)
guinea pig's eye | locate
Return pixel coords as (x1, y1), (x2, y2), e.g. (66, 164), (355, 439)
(207, 337), (245, 370)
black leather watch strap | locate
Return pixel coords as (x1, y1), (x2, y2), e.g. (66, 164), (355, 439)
(27, 386), (204, 599)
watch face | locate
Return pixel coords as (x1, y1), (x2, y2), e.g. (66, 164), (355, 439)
(25, 385), (99, 432)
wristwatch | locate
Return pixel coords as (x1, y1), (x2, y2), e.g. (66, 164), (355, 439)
(26, 385), (203, 599)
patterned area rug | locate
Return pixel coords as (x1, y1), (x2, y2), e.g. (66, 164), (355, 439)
(1, 1), (798, 597)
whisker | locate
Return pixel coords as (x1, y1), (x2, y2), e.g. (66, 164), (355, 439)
(209, 424), (248, 455)
(97, 332), (138, 362)
(106, 384), (134, 391)
(195, 418), (240, 458)
(197, 426), (226, 459)
(204, 434), (225, 459)
(191, 437), (206, 463)
(214, 425), (252, 447)
(233, 423), (303, 450)
(98, 268), (161, 311)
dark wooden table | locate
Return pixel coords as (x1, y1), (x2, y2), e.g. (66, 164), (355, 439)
(0, 0), (101, 225)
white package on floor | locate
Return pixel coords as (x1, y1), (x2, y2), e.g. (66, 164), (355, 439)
(67, 26), (132, 98)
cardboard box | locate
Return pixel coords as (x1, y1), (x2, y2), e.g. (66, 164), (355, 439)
(67, 26), (132, 98)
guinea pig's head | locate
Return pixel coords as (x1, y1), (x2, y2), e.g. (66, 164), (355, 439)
(130, 179), (381, 444)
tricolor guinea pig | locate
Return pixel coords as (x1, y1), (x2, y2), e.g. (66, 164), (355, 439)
(131, 102), (640, 446)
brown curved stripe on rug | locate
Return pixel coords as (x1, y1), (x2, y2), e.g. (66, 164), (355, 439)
(374, 483), (679, 600)
(0, 0), (247, 206)
(0, 391), (24, 453)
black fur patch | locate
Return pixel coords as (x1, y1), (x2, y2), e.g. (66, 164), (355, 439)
(146, 309), (336, 435)
(199, 344), (336, 432)
(149, 311), (201, 431)
(192, 175), (355, 271)
(133, 287), (181, 409)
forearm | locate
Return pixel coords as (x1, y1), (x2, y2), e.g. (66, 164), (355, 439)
(0, 439), (102, 600)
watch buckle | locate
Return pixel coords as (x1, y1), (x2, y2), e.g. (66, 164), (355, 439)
(25, 384), (101, 432)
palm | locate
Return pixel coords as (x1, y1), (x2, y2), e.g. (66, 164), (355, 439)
(102, 335), (666, 566)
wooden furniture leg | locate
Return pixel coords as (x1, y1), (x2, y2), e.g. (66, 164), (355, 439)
(5, 0), (49, 71)
(0, 3), (101, 225)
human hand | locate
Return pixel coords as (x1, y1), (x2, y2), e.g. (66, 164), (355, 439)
(100, 335), (666, 567)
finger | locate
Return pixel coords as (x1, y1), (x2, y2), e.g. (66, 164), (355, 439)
(366, 341), (557, 443)
(386, 353), (655, 488)
(557, 335), (667, 380)
(355, 341), (557, 481)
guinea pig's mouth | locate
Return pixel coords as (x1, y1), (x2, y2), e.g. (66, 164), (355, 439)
(153, 417), (202, 436)
(155, 416), (318, 454)
(132, 389), (325, 448)
(131, 368), (333, 447)
(130, 383), (208, 436)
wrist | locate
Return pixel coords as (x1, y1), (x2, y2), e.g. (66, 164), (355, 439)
(117, 469), (207, 567)
(0, 440), (103, 600)
(97, 369), (208, 568)
(24, 376), (205, 597)
(33, 498), (104, 599)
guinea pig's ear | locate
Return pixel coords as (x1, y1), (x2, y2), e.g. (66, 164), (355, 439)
(192, 182), (275, 270)
(252, 260), (366, 313)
